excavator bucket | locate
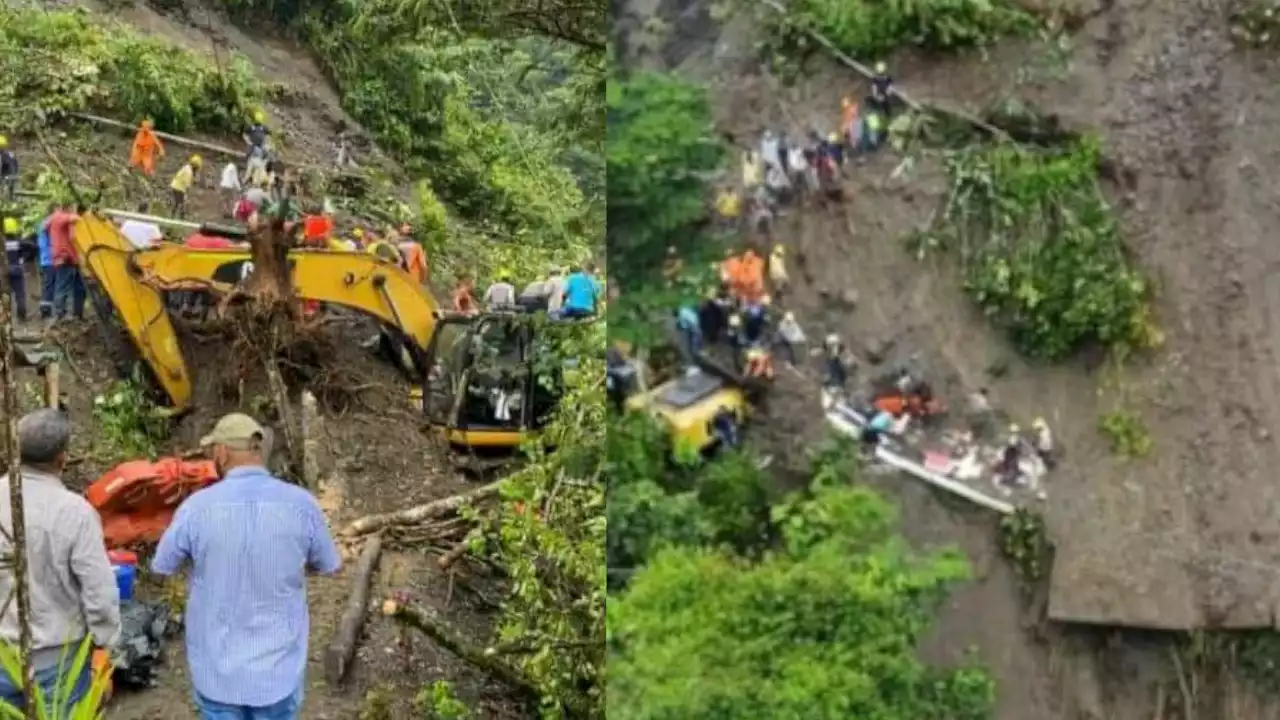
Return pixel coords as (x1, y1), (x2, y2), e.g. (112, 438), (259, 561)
(85, 458), (219, 548)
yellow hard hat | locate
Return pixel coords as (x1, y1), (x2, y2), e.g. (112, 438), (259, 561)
(772, 244), (785, 256)
(761, 294), (772, 306)
(827, 132), (839, 143)
(352, 228), (365, 238)
(729, 314), (742, 327)
(874, 61), (887, 74)
(783, 311), (795, 321)
(1032, 417), (1047, 429)
(1009, 424), (1020, 434)
(747, 348), (764, 359)
(189, 155), (203, 167)
(253, 111), (265, 123)
(0, 136), (8, 149)
(2, 217), (17, 235)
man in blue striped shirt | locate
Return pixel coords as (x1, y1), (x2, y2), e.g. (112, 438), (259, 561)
(152, 413), (341, 719)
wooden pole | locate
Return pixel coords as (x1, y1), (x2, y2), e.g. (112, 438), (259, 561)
(323, 534), (382, 686)
(66, 112), (243, 158)
(102, 208), (203, 231)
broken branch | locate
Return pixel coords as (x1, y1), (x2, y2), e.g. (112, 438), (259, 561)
(342, 481), (502, 536)
(323, 534), (383, 687)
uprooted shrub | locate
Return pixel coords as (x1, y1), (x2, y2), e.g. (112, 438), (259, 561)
(0, 5), (264, 133)
(922, 134), (1158, 360)
(759, 0), (1036, 67)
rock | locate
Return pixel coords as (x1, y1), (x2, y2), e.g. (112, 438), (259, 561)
(839, 289), (858, 308)
(865, 336), (895, 364)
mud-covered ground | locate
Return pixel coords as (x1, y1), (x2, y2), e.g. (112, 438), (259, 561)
(617, 0), (1280, 715)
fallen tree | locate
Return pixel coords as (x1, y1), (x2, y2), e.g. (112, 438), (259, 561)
(324, 534), (383, 686)
(341, 480), (503, 536)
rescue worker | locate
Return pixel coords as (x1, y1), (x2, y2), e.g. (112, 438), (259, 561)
(823, 334), (848, 391)
(739, 247), (766, 303)
(1032, 417), (1055, 469)
(483, 272), (517, 310)
(48, 203), (84, 323)
(34, 207), (54, 320)
(675, 304), (702, 361)
(218, 161), (241, 215)
(760, 130), (782, 172)
(544, 266), (566, 315)
(768, 244), (789, 297)
(742, 296), (768, 346)
(721, 248), (743, 293)
(742, 150), (763, 192)
(787, 144), (810, 195)
(744, 347), (775, 380)
(3, 216), (32, 321)
(715, 189), (742, 224)
(0, 137), (18, 201)
(775, 311), (806, 365)
(560, 264), (601, 319)
(826, 132), (845, 167)
(698, 287), (728, 344)
(169, 155), (202, 218)
(841, 98), (858, 147)
(244, 112), (270, 160)
(861, 108), (886, 153)
(710, 406), (740, 449)
(518, 276), (550, 311)
(301, 210), (334, 248)
(869, 61), (894, 115)
(129, 119), (164, 177)
(967, 387), (994, 439)
(998, 424), (1024, 487)
(862, 408), (894, 450)
(398, 236), (428, 283)
(452, 275), (478, 315)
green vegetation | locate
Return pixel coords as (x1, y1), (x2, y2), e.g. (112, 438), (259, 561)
(91, 376), (169, 461)
(1230, 1), (1280, 47)
(926, 136), (1156, 360)
(414, 680), (471, 719)
(0, 5), (264, 133)
(760, 0), (1035, 67)
(606, 69), (725, 340)
(0, 638), (108, 718)
(607, 435), (995, 719)
(1098, 407), (1152, 458)
(998, 507), (1051, 583)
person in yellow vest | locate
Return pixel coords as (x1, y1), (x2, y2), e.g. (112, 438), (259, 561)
(715, 189), (741, 231)
(742, 150), (763, 192)
(769, 243), (789, 297)
(169, 155), (202, 218)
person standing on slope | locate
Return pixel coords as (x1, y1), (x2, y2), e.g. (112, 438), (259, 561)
(170, 155), (203, 218)
(152, 413), (340, 720)
(0, 136), (19, 201)
(244, 112), (271, 161)
(129, 119), (164, 178)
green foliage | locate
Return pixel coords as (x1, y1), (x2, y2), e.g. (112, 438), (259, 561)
(91, 376), (168, 460)
(927, 137), (1155, 360)
(1098, 407), (1151, 458)
(0, 5), (263, 133)
(606, 413), (773, 574)
(606, 70), (725, 294)
(1230, 1), (1280, 47)
(760, 0), (1035, 64)
(998, 508), (1050, 582)
(608, 480), (993, 719)
(1235, 631), (1280, 695)
(413, 680), (471, 719)
(0, 638), (109, 719)
(469, 320), (606, 717)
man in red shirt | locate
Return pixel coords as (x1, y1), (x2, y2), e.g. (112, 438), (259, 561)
(48, 204), (84, 323)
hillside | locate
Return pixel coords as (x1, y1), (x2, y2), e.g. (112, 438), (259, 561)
(610, 0), (1280, 716)
(0, 0), (605, 717)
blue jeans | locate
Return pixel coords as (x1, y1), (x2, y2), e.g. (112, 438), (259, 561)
(194, 681), (304, 720)
(0, 660), (91, 718)
(53, 264), (85, 320)
(39, 265), (55, 318)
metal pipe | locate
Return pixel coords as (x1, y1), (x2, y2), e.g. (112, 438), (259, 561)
(825, 412), (1015, 515)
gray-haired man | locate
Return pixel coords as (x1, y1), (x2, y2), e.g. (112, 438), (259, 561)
(0, 409), (120, 712)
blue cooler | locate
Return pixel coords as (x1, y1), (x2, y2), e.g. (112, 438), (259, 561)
(113, 562), (136, 602)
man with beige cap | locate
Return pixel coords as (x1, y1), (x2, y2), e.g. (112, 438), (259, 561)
(152, 413), (340, 719)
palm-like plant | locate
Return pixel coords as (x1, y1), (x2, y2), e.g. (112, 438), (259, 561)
(0, 639), (110, 720)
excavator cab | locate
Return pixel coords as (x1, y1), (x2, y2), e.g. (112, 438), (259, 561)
(423, 312), (538, 451)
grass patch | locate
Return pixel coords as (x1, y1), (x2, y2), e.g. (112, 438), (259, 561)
(918, 116), (1158, 361)
(1230, 1), (1280, 47)
(1097, 407), (1151, 458)
(998, 507), (1051, 584)
(91, 375), (169, 461)
(0, 5), (264, 133)
(759, 0), (1037, 68)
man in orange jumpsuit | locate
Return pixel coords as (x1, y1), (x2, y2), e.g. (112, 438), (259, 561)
(739, 248), (766, 303)
(129, 119), (164, 177)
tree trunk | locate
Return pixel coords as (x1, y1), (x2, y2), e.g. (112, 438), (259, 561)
(323, 534), (383, 687)
(341, 481), (502, 536)
(0, 264), (37, 714)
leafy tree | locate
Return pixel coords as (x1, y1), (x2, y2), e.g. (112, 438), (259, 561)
(607, 470), (995, 719)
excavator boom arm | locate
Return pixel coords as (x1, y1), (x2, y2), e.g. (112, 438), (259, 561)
(71, 214), (438, 412)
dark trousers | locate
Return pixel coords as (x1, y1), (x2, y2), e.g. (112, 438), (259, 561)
(53, 264), (85, 319)
(170, 189), (187, 217)
(5, 268), (25, 321)
(39, 265), (54, 318)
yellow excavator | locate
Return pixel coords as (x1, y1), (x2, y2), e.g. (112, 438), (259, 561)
(70, 213), (562, 452)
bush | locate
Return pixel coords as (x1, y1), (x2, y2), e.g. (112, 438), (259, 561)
(92, 376), (168, 460)
(927, 137), (1155, 360)
(0, 6), (263, 133)
(761, 0), (1035, 63)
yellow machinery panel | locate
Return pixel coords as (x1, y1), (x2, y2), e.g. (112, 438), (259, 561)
(72, 215), (193, 410)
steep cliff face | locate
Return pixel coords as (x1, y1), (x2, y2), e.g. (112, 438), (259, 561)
(616, 0), (1280, 715)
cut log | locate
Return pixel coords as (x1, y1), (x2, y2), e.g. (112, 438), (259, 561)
(342, 481), (502, 536)
(323, 534), (383, 687)
(382, 598), (537, 697)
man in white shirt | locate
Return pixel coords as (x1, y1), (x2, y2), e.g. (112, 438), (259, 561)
(544, 266), (566, 314)
(119, 203), (163, 250)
